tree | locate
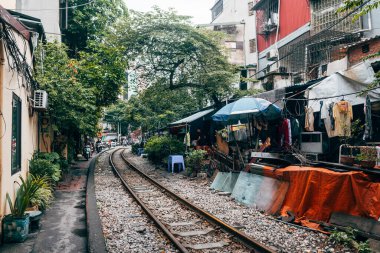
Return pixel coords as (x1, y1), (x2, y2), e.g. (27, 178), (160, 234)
(338, 0), (380, 89)
(105, 84), (200, 133)
(338, 0), (380, 22)
(34, 43), (100, 137)
(63, 0), (128, 55)
(116, 8), (237, 105)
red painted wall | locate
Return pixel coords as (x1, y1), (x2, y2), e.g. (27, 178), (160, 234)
(257, 0), (310, 52)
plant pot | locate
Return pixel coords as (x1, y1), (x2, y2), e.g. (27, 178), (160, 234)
(2, 214), (30, 243)
(360, 160), (376, 169)
(340, 156), (355, 166)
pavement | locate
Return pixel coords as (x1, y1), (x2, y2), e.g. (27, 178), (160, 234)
(0, 156), (93, 253)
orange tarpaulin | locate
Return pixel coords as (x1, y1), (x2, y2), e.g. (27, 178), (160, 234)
(276, 166), (380, 223)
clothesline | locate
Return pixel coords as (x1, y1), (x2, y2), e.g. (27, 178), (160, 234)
(284, 86), (380, 101)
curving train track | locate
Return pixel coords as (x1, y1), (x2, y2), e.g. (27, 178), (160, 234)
(108, 148), (276, 253)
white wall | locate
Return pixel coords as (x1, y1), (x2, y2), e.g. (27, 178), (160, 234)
(211, 0), (258, 67)
(0, 29), (38, 216)
(16, 0), (61, 42)
(0, 0), (16, 9)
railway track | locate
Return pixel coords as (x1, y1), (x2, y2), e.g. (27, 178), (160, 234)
(109, 148), (276, 253)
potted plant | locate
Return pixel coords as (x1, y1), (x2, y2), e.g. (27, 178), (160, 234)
(356, 147), (378, 169)
(3, 175), (48, 243)
(185, 149), (207, 177)
(340, 120), (363, 166)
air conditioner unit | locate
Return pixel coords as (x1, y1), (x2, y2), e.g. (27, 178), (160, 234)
(266, 49), (278, 61)
(266, 64), (278, 73)
(33, 90), (48, 111)
(300, 132), (328, 154)
(271, 13), (279, 25)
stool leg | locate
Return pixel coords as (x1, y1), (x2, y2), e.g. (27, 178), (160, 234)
(172, 162), (174, 173)
(182, 162), (185, 172)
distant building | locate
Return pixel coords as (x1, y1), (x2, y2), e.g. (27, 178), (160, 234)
(15, 0), (61, 41)
(209, 0), (258, 90)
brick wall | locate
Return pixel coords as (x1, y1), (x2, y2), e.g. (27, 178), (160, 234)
(348, 38), (380, 66)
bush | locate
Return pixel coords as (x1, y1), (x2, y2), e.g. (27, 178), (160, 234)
(144, 136), (184, 164)
(30, 187), (54, 210)
(35, 152), (60, 163)
(29, 159), (61, 184)
(186, 149), (207, 175)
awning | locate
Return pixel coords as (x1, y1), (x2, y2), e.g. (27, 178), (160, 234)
(170, 108), (215, 126)
(306, 73), (380, 112)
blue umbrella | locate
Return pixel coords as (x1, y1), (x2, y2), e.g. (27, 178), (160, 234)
(212, 97), (281, 122)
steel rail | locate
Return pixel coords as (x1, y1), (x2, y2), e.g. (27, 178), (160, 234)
(109, 149), (189, 253)
(120, 149), (276, 253)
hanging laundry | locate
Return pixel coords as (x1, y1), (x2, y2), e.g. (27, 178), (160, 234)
(363, 95), (373, 141)
(184, 131), (191, 147)
(286, 118), (292, 145)
(277, 118), (291, 148)
(321, 102), (336, 137)
(304, 106), (314, 132)
(290, 118), (300, 141)
(333, 100), (353, 137)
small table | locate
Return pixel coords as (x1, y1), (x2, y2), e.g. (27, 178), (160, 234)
(168, 155), (185, 173)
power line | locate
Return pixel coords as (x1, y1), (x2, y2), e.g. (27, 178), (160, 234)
(249, 0), (372, 79)
(8, 0), (97, 11)
(285, 86), (380, 101)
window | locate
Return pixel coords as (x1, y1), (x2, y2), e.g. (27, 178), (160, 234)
(11, 93), (21, 175)
(249, 39), (257, 53)
(361, 44), (369, 53)
(211, 0), (223, 21)
(240, 69), (248, 90)
(225, 41), (237, 49)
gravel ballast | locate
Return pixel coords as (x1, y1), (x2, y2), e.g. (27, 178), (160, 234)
(123, 149), (351, 253)
(94, 150), (178, 253)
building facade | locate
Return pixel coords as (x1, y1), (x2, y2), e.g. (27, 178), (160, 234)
(210, 0), (258, 90)
(11, 0), (61, 41)
(252, 0), (380, 90)
(0, 6), (42, 217)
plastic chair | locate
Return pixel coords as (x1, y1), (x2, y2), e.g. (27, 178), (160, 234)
(168, 155), (185, 173)
(137, 148), (144, 156)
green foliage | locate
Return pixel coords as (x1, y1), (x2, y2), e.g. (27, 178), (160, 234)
(329, 229), (356, 246)
(144, 136), (185, 164)
(356, 147), (378, 161)
(29, 159), (61, 184)
(6, 175), (49, 217)
(186, 150), (207, 174)
(30, 187), (54, 211)
(64, 0), (128, 55)
(35, 152), (60, 164)
(34, 42), (101, 137)
(115, 7), (236, 104)
(337, 0), (380, 22)
(329, 228), (370, 252)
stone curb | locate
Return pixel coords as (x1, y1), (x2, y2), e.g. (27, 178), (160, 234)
(86, 152), (107, 253)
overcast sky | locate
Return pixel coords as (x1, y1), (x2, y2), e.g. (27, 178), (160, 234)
(124, 0), (216, 25)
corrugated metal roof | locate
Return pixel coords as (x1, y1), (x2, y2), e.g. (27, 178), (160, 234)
(170, 109), (215, 125)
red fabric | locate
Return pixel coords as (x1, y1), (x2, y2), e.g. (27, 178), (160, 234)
(277, 119), (290, 148)
(257, 0), (311, 52)
(276, 166), (380, 223)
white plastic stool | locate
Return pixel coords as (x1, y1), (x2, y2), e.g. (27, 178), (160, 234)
(168, 155), (185, 173)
